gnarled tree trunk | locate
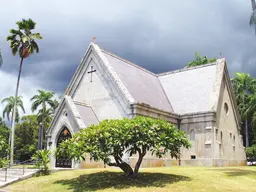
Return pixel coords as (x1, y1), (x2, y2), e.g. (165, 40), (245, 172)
(108, 148), (146, 178)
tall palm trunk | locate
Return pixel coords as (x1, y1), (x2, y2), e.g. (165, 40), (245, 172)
(38, 102), (46, 150)
(252, 0), (256, 34)
(10, 56), (24, 164)
(252, 0), (256, 10)
(245, 119), (249, 147)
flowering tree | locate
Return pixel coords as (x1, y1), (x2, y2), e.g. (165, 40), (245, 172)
(56, 116), (191, 178)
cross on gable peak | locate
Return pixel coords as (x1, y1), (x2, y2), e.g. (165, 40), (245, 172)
(92, 37), (96, 43)
(88, 65), (96, 82)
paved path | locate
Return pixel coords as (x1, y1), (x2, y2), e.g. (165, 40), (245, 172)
(0, 168), (38, 188)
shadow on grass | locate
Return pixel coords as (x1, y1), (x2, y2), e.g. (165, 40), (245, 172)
(55, 171), (191, 192)
(209, 168), (256, 177)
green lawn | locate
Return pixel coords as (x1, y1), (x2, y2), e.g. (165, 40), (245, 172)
(2, 166), (256, 192)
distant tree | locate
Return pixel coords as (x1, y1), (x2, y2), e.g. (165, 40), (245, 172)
(231, 73), (255, 147)
(7, 18), (42, 164)
(0, 117), (9, 167)
(186, 52), (216, 68)
(31, 90), (57, 125)
(0, 49), (3, 68)
(14, 115), (39, 161)
(246, 145), (256, 159)
(56, 116), (191, 178)
(250, 0), (256, 34)
(30, 90), (58, 148)
(0, 117), (9, 139)
(1, 96), (25, 123)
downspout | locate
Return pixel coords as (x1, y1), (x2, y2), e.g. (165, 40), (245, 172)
(177, 118), (181, 166)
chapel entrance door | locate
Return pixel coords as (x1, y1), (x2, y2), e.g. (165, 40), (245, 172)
(55, 127), (72, 168)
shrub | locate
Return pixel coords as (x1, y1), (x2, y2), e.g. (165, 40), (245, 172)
(32, 149), (51, 175)
(246, 145), (256, 159)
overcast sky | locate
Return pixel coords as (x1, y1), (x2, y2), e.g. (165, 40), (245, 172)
(0, 0), (255, 118)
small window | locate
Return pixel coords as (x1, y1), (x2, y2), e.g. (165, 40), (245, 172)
(220, 131), (223, 142)
(230, 133), (232, 138)
(191, 155), (196, 160)
(216, 129), (218, 140)
(190, 129), (195, 141)
(233, 135), (235, 143)
(224, 103), (229, 115)
(63, 111), (68, 117)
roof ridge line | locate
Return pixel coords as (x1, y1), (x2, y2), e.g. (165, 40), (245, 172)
(157, 61), (218, 76)
(101, 49), (157, 76)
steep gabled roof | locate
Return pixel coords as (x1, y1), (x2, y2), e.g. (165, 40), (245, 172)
(62, 43), (229, 116)
(158, 63), (217, 114)
(102, 50), (173, 113)
(74, 102), (99, 126)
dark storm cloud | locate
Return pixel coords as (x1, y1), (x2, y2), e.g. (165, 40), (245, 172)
(0, 0), (256, 96)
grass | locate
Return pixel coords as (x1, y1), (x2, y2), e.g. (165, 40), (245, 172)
(2, 166), (256, 192)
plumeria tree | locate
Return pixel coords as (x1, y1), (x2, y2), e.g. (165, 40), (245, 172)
(56, 116), (191, 178)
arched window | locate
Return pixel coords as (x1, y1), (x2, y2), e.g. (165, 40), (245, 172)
(190, 129), (195, 141)
(220, 131), (223, 143)
(56, 127), (72, 168)
(224, 103), (229, 115)
(63, 111), (68, 117)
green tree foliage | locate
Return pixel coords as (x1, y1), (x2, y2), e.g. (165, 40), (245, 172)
(15, 115), (39, 161)
(0, 117), (9, 167)
(32, 150), (51, 175)
(30, 90), (59, 146)
(186, 52), (216, 68)
(231, 72), (256, 147)
(1, 96), (25, 123)
(246, 145), (256, 159)
(0, 136), (9, 167)
(56, 116), (191, 178)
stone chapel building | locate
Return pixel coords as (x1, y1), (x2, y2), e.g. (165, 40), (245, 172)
(46, 43), (246, 169)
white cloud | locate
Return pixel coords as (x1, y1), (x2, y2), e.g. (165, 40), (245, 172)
(0, 70), (43, 121)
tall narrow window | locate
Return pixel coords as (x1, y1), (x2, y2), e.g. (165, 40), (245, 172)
(190, 129), (195, 141)
(224, 103), (229, 115)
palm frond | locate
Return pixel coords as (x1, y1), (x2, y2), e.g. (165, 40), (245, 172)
(31, 100), (41, 112)
(7, 18), (42, 58)
(31, 40), (39, 53)
(16, 18), (36, 30)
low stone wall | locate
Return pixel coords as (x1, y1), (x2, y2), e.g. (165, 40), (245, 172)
(212, 159), (247, 167)
(77, 158), (247, 169)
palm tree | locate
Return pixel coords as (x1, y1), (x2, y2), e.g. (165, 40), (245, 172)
(231, 73), (254, 147)
(0, 49), (3, 68)
(1, 96), (25, 123)
(6, 18), (42, 164)
(30, 90), (56, 149)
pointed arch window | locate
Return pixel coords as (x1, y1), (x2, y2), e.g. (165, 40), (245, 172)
(56, 127), (72, 168)
(190, 129), (195, 141)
